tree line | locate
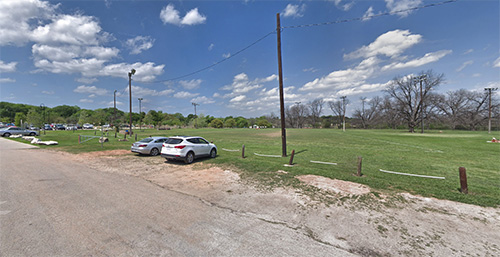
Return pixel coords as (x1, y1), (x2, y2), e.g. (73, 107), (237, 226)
(1, 70), (498, 131)
(283, 70), (499, 131)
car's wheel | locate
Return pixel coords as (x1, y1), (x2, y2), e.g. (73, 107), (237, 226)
(184, 151), (194, 164)
(29, 132), (36, 136)
(3, 133), (11, 137)
(210, 148), (217, 158)
(150, 148), (159, 156)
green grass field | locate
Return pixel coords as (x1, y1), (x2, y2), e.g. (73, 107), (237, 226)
(12, 128), (500, 207)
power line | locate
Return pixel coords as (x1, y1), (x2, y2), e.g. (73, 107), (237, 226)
(144, 31), (276, 84)
(144, 0), (457, 84)
(282, 0), (458, 29)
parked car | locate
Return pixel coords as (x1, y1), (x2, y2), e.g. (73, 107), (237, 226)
(161, 136), (217, 164)
(54, 124), (65, 130)
(0, 127), (39, 137)
(65, 125), (77, 130)
(131, 136), (169, 156)
(43, 125), (53, 131)
(83, 123), (94, 129)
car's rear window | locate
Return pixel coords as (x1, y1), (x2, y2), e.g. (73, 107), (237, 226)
(139, 138), (154, 143)
(165, 138), (183, 144)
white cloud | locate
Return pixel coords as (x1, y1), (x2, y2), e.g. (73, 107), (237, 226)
(182, 8), (207, 25)
(456, 60), (474, 72)
(332, 0), (354, 11)
(222, 53), (231, 58)
(126, 36), (154, 55)
(230, 95), (246, 103)
(191, 96), (215, 104)
(381, 50), (452, 71)
(0, 0), (56, 46)
(221, 73), (276, 99)
(385, 0), (422, 17)
(362, 6), (375, 21)
(463, 49), (474, 55)
(179, 79), (202, 90)
(300, 29), (450, 100)
(42, 90), (54, 95)
(160, 4), (206, 26)
(174, 91), (199, 99)
(208, 43), (215, 51)
(0, 60), (17, 73)
(31, 14), (109, 46)
(282, 4), (306, 18)
(494, 57), (500, 68)
(300, 57), (379, 92)
(125, 85), (174, 97)
(75, 77), (98, 84)
(79, 98), (94, 103)
(74, 85), (108, 96)
(344, 30), (421, 60)
(0, 78), (16, 83)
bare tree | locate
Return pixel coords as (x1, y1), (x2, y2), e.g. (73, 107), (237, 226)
(308, 98), (324, 128)
(328, 97), (349, 129)
(286, 103), (310, 128)
(434, 89), (469, 129)
(386, 70), (444, 132)
(463, 91), (489, 130)
(353, 96), (382, 129)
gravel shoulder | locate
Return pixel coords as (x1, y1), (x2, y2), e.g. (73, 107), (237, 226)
(67, 149), (500, 256)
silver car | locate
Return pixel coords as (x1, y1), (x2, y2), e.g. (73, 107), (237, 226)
(131, 136), (168, 156)
(0, 127), (39, 137)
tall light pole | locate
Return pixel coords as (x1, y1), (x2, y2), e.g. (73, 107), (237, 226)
(128, 69), (136, 135)
(192, 102), (199, 128)
(40, 104), (46, 135)
(138, 97), (143, 131)
(113, 90), (117, 127)
(414, 75), (427, 134)
(340, 96), (347, 132)
(485, 87), (498, 134)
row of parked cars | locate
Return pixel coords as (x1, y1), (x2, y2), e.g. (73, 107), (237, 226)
(131, 136), (217, 164)
(43, 123), (95, 131)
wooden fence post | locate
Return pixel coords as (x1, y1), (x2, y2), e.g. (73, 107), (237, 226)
(242, 144), (245, 158)
(357, 156), (362, 177)
(459, 167), (468, 194)
(78, 135), (81, 144)
(289, 149), (295, 165)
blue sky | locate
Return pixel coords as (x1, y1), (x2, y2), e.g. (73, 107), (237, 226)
(0, 0), (499, 117)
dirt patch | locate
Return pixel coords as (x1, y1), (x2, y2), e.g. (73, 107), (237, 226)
(65, 151), (500, 256)
(297, 175), (371, 195)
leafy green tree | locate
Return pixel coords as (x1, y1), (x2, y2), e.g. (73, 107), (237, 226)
(209, 118), (223, 128)
(224, 118), (236, 128)
(257, 119), (271, 128)
(26, 108), (43, 127)
(235, 117), (249, 128)
(15, 112), (26, 127)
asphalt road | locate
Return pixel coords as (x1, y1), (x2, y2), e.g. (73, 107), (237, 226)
(0, 138), (353, 256)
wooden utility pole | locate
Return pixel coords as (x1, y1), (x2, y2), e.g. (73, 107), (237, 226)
(192, 102), (199, 129)
(485, 87), (498, 134)
(341, 96), (347, 132)
(277, 13), (287, 157)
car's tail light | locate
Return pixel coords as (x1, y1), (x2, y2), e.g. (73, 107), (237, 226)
(174, 145), (186, 149)
(138, 144), (147, 147)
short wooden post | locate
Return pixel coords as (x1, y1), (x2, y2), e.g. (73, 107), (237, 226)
(94, 130), (96, 136)
(357, 156), (362, 177)
(135, 133), (137, 141)
(78, 135), (81, 144)
(124, 133), (127, 139)
(242, 144), (245, 158)
(289, 149), (295, 165)
(115, 132), (117, 138)
(459, 167), (468, 194)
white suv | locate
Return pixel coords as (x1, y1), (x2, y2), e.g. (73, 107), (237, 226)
(161, 136), (217, 164)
